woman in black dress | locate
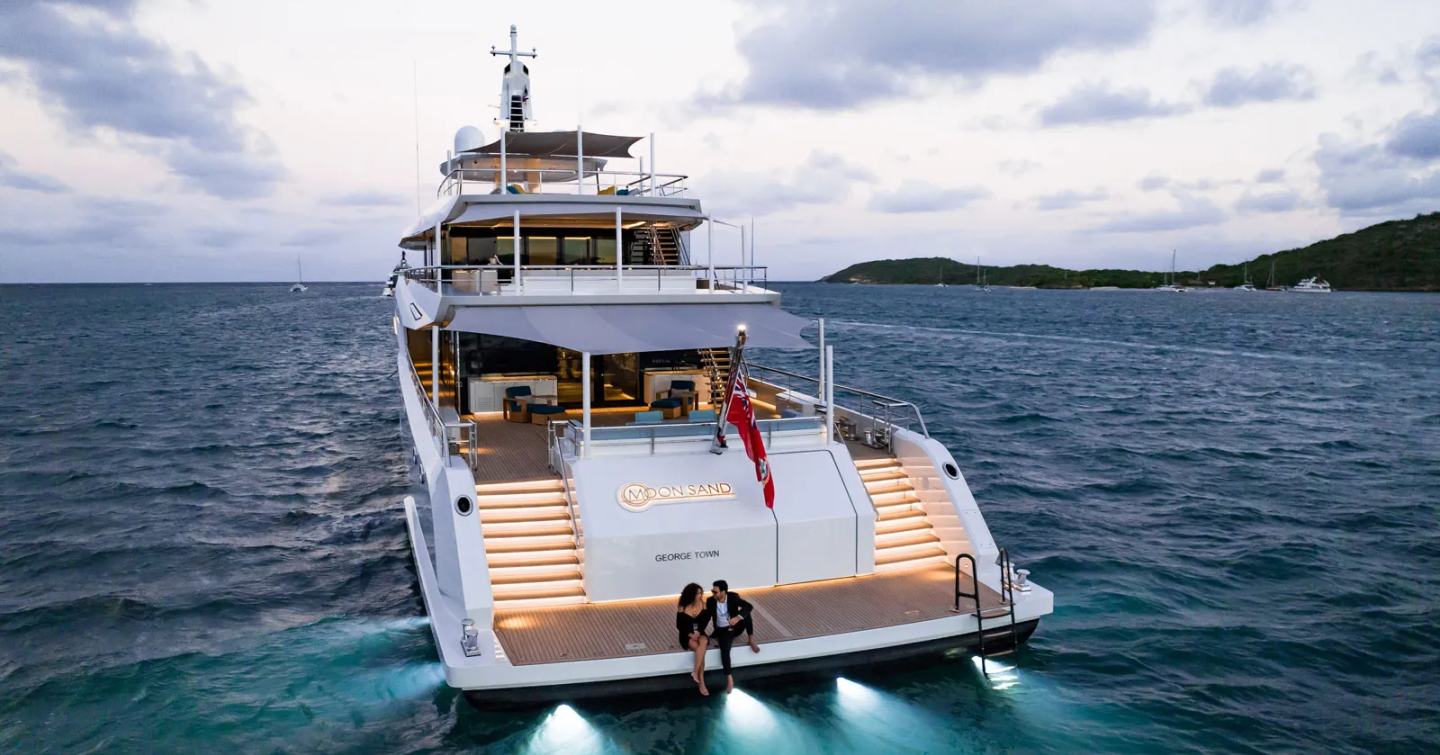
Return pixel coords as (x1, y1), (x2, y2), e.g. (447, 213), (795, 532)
(676, 582), (710, 696)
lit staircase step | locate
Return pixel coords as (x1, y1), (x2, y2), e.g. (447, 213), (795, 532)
(494, 594), (587, 610)
(876, 507), (926, 523)
(859, 469), (908, 483)
(853, 458), (901, 470)
(475, 491), (569, 508)
(479, 505), (571, 524)
(492, 582), (587, 600)
(483, 533), (576, 552)
(875, 516), (932, 536)
(876, 530), (941, 549)
(476, 478), (566, 494)
(869, 490), (920, 505)
(486, 551), (579, 567)
(490, 568), (583, 586)
(875, 545), (949, 568)
(482, 521), (574, 538)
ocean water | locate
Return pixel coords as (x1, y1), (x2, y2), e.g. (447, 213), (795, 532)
(1, 282), (1436, 753)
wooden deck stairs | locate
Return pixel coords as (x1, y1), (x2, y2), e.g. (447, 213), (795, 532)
(477, 478), (586, 609)
(857, 457), (949, 571)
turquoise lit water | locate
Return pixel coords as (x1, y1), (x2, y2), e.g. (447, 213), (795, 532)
(1, 282), (1437, 753)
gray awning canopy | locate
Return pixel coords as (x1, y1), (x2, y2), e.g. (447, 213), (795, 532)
(464, 131), (641, 159)
(445, 303), (812, 354)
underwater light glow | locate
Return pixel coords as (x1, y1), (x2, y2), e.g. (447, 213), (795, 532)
(971, 655), (1021, 691)
(527, 703), (601, 752)
(724, 688), (777, 735)
(836, 677), (881, 708)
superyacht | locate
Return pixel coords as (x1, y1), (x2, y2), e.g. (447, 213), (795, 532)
(393, 26), (1052, 702)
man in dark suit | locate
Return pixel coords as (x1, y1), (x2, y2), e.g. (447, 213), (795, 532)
(706, 579), (761, 692)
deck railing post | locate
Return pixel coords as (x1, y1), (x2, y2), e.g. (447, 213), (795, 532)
(825, 346), (835, 443)
(615, 208), (623, 291)
(513, 210), (521, 291)
(582, 351), (592, 458)
(499, 128), (507, 193)
(576, 125), (584, 196)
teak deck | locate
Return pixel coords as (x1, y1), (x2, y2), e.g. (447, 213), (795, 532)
(492, 563), (1004, 666)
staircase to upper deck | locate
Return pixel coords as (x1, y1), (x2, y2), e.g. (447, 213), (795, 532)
(638, 224), (685, 266)
(700, 347), (731, 407)
(857, 458), (949, 571)
(477, 478), (587, 609)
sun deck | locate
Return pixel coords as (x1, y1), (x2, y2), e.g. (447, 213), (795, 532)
(491, 563), (1004, 666)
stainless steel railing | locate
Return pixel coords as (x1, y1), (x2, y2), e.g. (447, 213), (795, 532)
(558, 415), (825, 457)
(439, 166), (689, 198)
(748, 363), (930, 438)
(401, 264), (769, 296)
(404, 353), (477, 468)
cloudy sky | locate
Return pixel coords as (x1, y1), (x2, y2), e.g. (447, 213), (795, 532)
(1, 0), (1438, 282)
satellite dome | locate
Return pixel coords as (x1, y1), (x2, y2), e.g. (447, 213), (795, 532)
(454, 125), (485, 153)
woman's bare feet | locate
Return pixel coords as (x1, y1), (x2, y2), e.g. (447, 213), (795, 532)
(691, 669), (700, 685)
(698, 681), (710, 697)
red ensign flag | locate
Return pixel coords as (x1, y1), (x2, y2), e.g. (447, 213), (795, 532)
(721, 362), (775, 508)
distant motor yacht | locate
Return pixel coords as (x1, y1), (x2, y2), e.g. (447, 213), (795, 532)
(1290, 277), (1332, 293)
(391, 25), (1051, 703)
(382, 255), (410, 297)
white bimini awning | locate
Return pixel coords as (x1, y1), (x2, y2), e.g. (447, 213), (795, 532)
(444, 303), (812, 354)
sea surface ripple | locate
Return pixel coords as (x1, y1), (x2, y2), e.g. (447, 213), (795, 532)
(1, 283), (1436, 753)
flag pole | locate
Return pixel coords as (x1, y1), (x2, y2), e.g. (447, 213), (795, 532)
(710, 325), (747, 454)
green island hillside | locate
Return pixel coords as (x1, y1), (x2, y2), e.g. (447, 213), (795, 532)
(821, 212), (1440, 291)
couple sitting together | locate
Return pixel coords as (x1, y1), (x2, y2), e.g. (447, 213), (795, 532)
(675, 579), (761, 696)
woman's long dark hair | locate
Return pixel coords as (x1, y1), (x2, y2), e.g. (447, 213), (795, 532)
(678, 582), (703, 609)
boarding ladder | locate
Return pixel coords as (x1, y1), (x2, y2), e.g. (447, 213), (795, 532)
(953, 548), (1019, 676)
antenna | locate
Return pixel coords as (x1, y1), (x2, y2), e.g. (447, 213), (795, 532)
(412, 60), (422, 215)
(490, 25), (538, 132)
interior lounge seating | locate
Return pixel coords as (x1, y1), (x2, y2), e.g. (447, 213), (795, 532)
(630, 410), (663, 425)
(688, 408), (717, 423)
(649, 397), (683, 419)
(660, 379), (697, 411)
(529, 403), (566, 425)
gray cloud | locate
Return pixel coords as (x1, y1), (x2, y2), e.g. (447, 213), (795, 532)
(1035, 188), (1108, 210)
(1203, 63), (1315, 107)
(1315, 134), (1440, 213)
(1090, 193), (1225, 232)
(1235, 190), (1301, 213)
(0, 1), (282, 198)
(997, 159), (1042, 177)
(697, 0), (1156, 110)
(1203, 0), (1278, 26)
(1139, 174), (1170, 191)
(867, 183), (988, 213)
(0, 151), (67, 193)
(697, 150), (874, 216)
(1386, 111), (1440, 160)
(1040, 83), (1187, 126)
(1255, 168), (1286, 183)
(322, 190), (405, 208)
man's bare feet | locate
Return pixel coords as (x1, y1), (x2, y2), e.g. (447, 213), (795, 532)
(726, 675), (735, 692)
(748, 638), (761, 653)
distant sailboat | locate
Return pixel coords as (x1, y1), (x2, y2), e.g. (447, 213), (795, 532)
(976, 256), (990, 291)
(1155, 250), (1187, 292)
(1264, 259), (1285, 291)
(290, 256), (309, 293)
(1234, 263), (1256, 292)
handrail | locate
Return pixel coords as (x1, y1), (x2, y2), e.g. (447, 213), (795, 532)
(439, 166), (689, 198)
(952, 548), (1019, 677)
(546, 420), (581, 551)
(401, 264), (769, 296)
(561, 415), (822, 456)
(749, 363), (930, 438)
(403, 351), (476, 468)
